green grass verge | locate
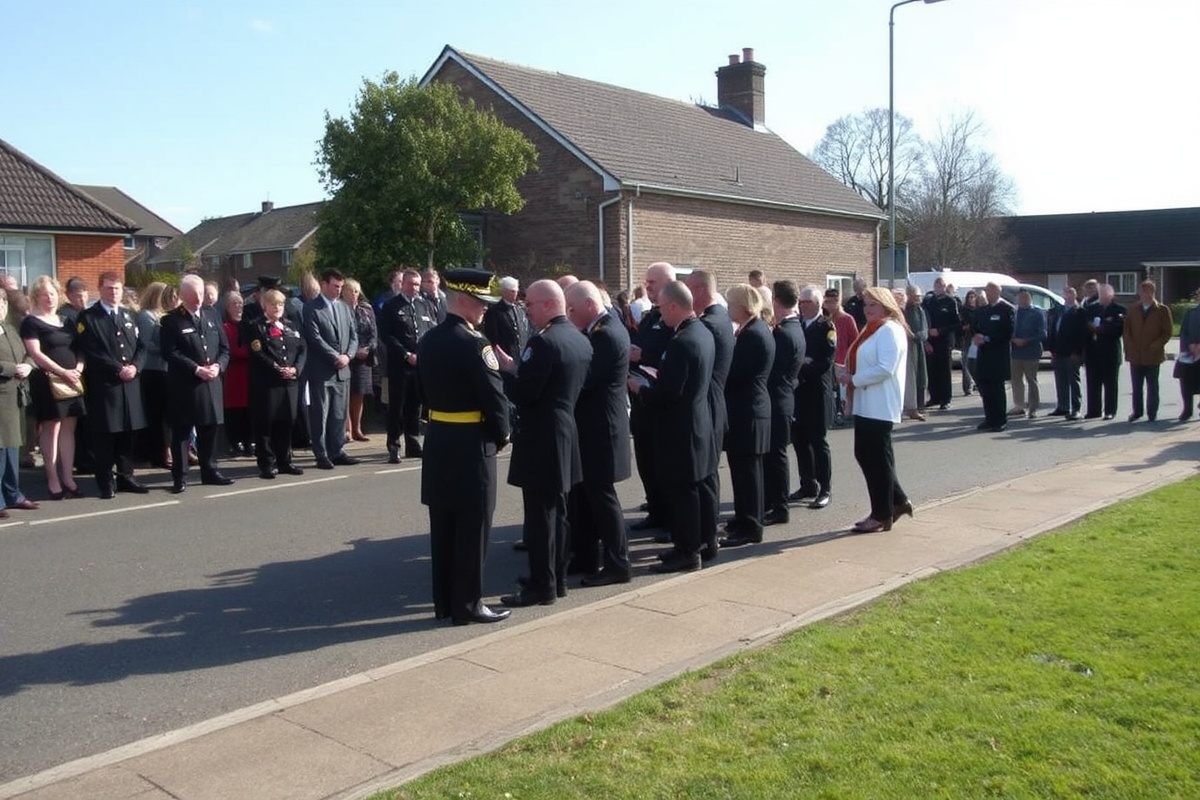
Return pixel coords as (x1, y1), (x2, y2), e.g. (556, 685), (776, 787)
(381, 477), (1200, 799)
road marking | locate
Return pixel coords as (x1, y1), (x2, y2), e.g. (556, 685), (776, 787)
(205, 475), (347, 498)
(0, 520), (25, 529)
(29, 501), (181, 526)
(375, 466), (422, 475)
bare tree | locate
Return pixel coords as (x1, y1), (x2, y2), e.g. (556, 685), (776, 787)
(900, 111), (1016, 270)
(810, 107), (924, 219)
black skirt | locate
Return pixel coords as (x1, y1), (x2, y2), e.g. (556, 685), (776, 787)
(1173, 359), (1199, 395)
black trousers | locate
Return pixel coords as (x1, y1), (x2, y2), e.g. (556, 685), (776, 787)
(522, 487), (569, 597)
(1129, 363), (1160, 418)
(664, 478), (711, 558)
(853, 416), (908, 523)
(225, 407), (252, 451)
(429, 498), (491, 620)
(632, 408), (665, 525)
(92, 429), (136, 490)
(726, 452), (764, 535)
(568, 481), (630, 575)
(792, 410), (832, 496)
(977, 378), (1007, 428)
(762, 415), (792, 513)
(1085, 360), (1119, 417)
(386, 366), (422, 451)
(136, 369), (168, 464)
(256, 414), (296, 471)
(171, 423), (220, 482)
(927, 337), (953, 405)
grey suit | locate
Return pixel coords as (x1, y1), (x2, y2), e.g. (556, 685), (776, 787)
(302, 295), (358, 460)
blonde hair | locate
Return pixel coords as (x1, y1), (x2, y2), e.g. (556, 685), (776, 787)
(262, 289), (286, 306)
(863, 286), (912, 337)
(340, 278), (362, 304)
(725, 283), (766, 322)
(30, 275), (62, 306)
(138, 282), (170, 315)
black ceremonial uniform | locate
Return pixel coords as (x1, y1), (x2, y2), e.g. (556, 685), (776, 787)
(696, 303), (735, 556)
(161, 305), (231, 487)
(505, 316), (592, 604)
(844, 294), (867, 329)
(379, 291), (435, 459)
(792, 314), (835, 503)
(1084, 302), (1126, 418)
(568, 312), (632, 578)
(722, 316), (774, 542)
(417, 312), (510, 623)
(763, 314), (805, 519)
(629, 305), (676, 527)
(923, 292), (960, 408)
(247, 316), (307, 475)
(74, 302), (147, 495)
(972, 299), (1015, 429)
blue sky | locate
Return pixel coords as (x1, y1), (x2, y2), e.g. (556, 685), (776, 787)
(4, 0), (1195, 231)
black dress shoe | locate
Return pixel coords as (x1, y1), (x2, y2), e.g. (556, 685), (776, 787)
(808, 493), (831, 510)
(976, 422), (992, 431)
(202, 473), (234, 486)
(892, 500), (914, 523)
(99, 486), (116, 500)
(788, 488), (817, 504)
(652, 553), (701, 574)
(315, 457), (335, 470)
(701, 544), (718, 563)
(116, 477), (150, 494)
(1047, 409), (1067, 417)
(278, 464), (305, 475)
(515, 575), (567, 598)
(580, 569), (632, 587)
(171, 481), (187, 494)
(1127, 413), (1142, 422)
(387, 451), (400, 465)
(1102, 414), (1115, 421)
(259, 469), (277, 480)
(1179, 412), (1194, 423)
(500, 589), (556, 608)
(434, 608), (451, 621)
(452, 603), (511, 625)
(629, 516), (663, 532)
(512, 541), (528, 552)
(1065, 413), (1082, 421)
(1084, 413), (1101, 419)
(718, 532), (763, 548)
(762, 508), (790, 526)
(938, 403), (950, 411)
(653, 531), (673, 544)
(331, 454), (361, 466)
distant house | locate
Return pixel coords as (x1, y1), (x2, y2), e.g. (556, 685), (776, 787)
(1001, 207), (1200, 302)
(74, 185), (182, 273)
(421, 46), (884, 293)
(0, 137), (137, 291)
(148, 201), (321, 285)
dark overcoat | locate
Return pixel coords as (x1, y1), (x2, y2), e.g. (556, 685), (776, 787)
(575, 313), (631, 485)
(1085, 302), (1127, 367)
(724, 316), (774, 456)
(74, 303), (147, 432)
(972, 300), (1015, 381)
(160, 305), (231, 427)
(795, 315), (834, 426)
(768, 315), (806, 447)
(246, 316), (307, 426)
(639, 316), (715, 485)
(507, 316), (592, 494)
(698, 303), (735, 449)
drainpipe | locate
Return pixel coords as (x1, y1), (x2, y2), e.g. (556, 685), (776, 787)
(597, 195), (621, 286)
(626, 184), (641, 291)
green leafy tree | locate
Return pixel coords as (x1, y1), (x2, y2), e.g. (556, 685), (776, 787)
(315, 72), (538, 287)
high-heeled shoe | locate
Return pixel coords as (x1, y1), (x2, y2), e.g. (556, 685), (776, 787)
(48, 490), (65, 501)
(892, 501), (914, 523)
(852, 518), (892, 533)
(64, 485), (84, 499)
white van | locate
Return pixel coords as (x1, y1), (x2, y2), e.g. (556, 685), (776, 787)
(907, 270), (1063, 312)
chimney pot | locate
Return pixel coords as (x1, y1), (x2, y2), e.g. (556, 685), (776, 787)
(728, 54), (740, 65)
(261, 201), (274, 213)
(742, 47), (755, 63)
(715, 47), (766, 127)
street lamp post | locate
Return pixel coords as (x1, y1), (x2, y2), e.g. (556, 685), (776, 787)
(889, 0), (948, 287)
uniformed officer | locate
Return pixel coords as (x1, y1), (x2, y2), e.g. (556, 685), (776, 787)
(923, 277), (960, 410)
(416, 268), (512, 626)
(762, 281), (805, 525)
(482, 275), (530, 424)
(74, 270), (150, 499)
(791, 284), (836, 510)
(972, 282), (1015, 432)
(497, 280), (592, 607)
(247, 288), (307, 478)
(378, 268), (435, 462)
(161, 274), (232, 493)
(1084, 282), (1127, 420)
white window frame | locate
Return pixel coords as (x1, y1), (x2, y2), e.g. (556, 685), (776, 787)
(241, 253), (252, 270)
(281, 249), (292, 267)
(123, 235), (136, 250)
(826, 274), (854, 301)
(1047, 273), (1071, 294)
(1105, 272), (1138, 295)
(0, 233), (55, 288)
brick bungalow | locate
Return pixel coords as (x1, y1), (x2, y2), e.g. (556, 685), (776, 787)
(1001, 207), (1200, 303)
(0, 138), (137, 291)
(421, 46), (885, 293)
(74, 184), (182, 275)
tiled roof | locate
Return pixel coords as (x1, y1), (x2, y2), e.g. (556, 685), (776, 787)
(427, 47), (883, 221)
(1001, 208), (1200, 273)
(74, 185), (183, 239)
(147, 202), (321, 265)
(0, 138), (136, 233)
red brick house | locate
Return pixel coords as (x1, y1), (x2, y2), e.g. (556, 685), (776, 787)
(73, 184), (182, 275)
(0, 138), (137, 291)
(421, 46), (885, 292)
(147, 201), (321, 286)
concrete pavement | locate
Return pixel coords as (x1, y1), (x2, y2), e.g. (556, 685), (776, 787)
(3, 423), (1197, 800)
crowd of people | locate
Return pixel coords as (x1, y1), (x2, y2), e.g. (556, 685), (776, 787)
(2, 263), (1193, 625)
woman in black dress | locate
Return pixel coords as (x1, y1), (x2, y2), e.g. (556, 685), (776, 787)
(20, 276), (85, 499)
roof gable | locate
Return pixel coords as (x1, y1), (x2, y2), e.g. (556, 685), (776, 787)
(425, 46), (883, 220)
(148, 202), (321, 265)
(73, 185), (183, 239)
(0, 138), (136, 233)
(1001, 208), (1200, 273)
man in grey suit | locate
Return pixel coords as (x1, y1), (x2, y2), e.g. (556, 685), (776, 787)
(302, 268), (360, 469)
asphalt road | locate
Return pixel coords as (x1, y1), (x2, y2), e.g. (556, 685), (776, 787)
(0, 366), (1192, 782)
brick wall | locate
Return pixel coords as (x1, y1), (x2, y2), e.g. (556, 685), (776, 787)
(54, 233), (126, 289)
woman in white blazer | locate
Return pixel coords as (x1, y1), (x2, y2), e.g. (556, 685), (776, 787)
(835, 287), (913, 533)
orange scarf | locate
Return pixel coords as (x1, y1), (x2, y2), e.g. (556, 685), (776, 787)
(844, 318), (887, 414)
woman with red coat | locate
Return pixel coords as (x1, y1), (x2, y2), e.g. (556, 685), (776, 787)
(221, 292), (252, 456)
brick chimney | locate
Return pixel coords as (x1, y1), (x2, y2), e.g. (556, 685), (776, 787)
(715, 47), (766, 127)
(261, 200), (274, 213)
